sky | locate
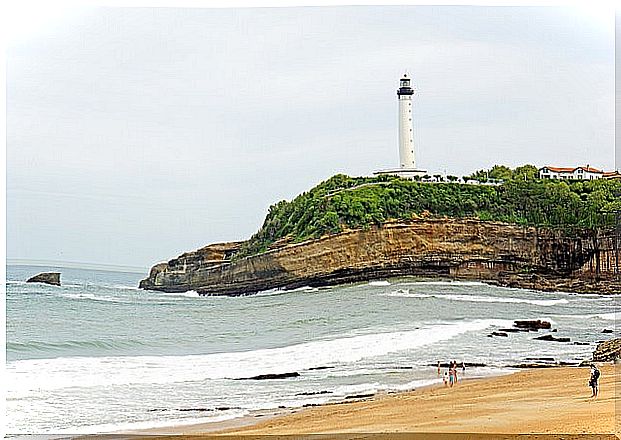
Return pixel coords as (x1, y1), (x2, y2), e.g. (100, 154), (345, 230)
(6, 5), (616, 270)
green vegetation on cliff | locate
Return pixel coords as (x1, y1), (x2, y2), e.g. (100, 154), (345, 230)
(234, 169), (621, 259)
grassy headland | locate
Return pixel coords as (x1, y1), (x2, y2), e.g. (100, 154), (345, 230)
(235, 167), (621, 259)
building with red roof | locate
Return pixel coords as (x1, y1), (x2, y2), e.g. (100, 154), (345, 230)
(538, 165), (605, 180)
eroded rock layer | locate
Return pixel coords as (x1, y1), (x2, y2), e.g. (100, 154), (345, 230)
(140, 219), (618, 296)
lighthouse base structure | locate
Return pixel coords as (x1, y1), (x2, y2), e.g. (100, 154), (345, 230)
(374, 168), (428, 180)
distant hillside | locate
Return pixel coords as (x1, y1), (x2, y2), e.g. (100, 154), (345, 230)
(235, 171), (621, 259)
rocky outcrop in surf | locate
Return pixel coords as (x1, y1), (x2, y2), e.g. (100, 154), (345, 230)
(140, 218), (617, 296)
(26, 272), (61, 286)
(593, 338), (621, 362)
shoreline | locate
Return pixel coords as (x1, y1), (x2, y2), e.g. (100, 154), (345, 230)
(125, 371), (508, 435)
(135, 365), (619, 437)
(140, 218), (620, 297)
(144, 272), (621, 297)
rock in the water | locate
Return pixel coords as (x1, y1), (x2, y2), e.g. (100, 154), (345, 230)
(26, 272), (61, 286)
(593, 338), (621, 362)
(602, 329), (613, 334)
(490, 331), (508, 337)
(296, 390), (332, 396)
(534, 334), (570, 342)
(498, 328), (521, 333)
(509, 363), (558, 368)
(514, 320), (551, 330)
(345, 393), (375, 400)
(235, 372), (300, 380)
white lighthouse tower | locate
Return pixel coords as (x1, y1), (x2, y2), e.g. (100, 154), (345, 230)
(374, 73), (427, 180)
(397, 74), (416, 169)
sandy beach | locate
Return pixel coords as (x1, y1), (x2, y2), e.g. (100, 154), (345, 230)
(148, 364), (620, 439)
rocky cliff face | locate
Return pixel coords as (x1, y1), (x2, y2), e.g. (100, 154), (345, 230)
(140, 219), (615, 296)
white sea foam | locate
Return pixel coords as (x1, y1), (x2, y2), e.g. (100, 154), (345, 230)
(331, 382), (382, 397)
(596, 312), (619, 321)
(253, 288), (286, 297)
(6, 318), (511, 398)
(285, 286), (320, 292)
(51, 411), (248, 435)
(159, 290), (200, 298)
(57, 292), (130, 303)
(383, 290), (431, 298)
(549, 312), (619, 321)
(397, 280), (487, 287)
(112, 285), (143, 291)
(253, 286), (319, 297)
(60, 283), (85, 288)
(384, 291), (569, 306)
(391, 378), (443, 391)
(442, 294), (569, 306)
(368, 280), (391, 286)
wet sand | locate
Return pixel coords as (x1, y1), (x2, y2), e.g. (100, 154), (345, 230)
(144, 364), (619, 438)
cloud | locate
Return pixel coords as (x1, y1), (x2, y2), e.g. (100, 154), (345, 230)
(7, 6), (614, 267)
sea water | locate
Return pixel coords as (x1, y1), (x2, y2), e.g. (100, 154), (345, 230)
(6, 265), (619, 434)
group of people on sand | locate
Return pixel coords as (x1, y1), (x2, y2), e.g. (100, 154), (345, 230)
(437, 360), (465, 388)
(436, 360), (601, 397)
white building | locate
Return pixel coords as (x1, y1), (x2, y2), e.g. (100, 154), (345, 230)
(538, 166), (604, 180)
(375, 74), (427, 180)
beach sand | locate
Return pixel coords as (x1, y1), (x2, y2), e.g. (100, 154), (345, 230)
(150, 364), (619, 439)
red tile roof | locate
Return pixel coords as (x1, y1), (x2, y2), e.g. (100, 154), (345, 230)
(542, 166), (603, 174)
(575, 166), (603, 173)
(603, 171), (621, 178)
(544, 166), (575, 173)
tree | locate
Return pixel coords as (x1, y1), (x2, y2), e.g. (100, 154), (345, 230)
(232, 173), (621, 258)
(488, 165), (513, 180)
(512, 164), (539, 181)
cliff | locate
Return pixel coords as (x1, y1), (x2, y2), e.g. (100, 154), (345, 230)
(140, 219), (618, 296)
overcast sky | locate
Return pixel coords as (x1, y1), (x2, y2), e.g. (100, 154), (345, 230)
(6, 5), (615, 270)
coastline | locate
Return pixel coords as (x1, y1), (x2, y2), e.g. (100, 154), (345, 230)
(140, 218), (621, 297)
(137, 364), (619, 437)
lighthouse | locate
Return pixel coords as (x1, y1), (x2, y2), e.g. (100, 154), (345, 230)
(397, 74), (416, 169)
(374, 73), (427, 180)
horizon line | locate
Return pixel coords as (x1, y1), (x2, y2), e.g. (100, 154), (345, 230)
(6, 258), (149, 274)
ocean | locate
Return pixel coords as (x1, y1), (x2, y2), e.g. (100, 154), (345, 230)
(6, 265), (619, 434)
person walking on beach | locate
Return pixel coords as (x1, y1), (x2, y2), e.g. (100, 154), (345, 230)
(589, 364), (600, 398)
(453, 362), (458, 384)
(461, 361), (466, 375)
(437, 361), (441, 376)
(443, 370), (448, 387)
(448, 365), (455, 387)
